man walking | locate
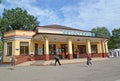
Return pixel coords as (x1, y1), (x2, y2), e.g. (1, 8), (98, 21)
(54, 54), (61, 66)
(86, 54), (92, 66)
(11, 55), (16, 70)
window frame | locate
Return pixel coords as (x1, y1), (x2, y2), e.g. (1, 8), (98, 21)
(20, 42), (29, 55)
(7, 42), (12, 56)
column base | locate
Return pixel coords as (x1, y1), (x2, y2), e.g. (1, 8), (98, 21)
(44, 54), (49, 61)
(68, 54), (73, 59)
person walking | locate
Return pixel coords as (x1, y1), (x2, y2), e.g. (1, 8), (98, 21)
(86, 54), (92, 66)
(11, 55), (16, 70)
(54, 54), (61, 66)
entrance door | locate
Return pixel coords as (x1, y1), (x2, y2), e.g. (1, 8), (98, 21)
(61, 44), (68, 59)
(77, 45), (86, 54)
(49, 44), (56, 55)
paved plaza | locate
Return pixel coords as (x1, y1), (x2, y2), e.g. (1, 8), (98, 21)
(0, 57), (120, 81)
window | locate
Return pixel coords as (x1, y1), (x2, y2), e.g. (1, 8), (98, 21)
(20, 42), (29, 55)
(78, 45), (86, 54)
(91, 45), (97, 53)
(7, 42), (12, 56)
(35, 43), (38, 55)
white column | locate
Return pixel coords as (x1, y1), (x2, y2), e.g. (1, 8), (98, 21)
(68, 38), (72, 54)
(86, 39), (91, 54)
(97, 42), (102, 53)
(44, 36), (49, 60)
(105, 41), (108, 53)
(101, 40), (105, 53)
(68, 38), (73, 59)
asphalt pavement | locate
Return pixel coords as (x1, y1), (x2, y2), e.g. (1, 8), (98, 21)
(0, 57), (120, 81)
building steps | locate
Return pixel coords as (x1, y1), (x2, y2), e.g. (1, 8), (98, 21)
(16, 57), (109, 66)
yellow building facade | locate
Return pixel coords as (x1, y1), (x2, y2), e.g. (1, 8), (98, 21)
(3, 25), (109, 64)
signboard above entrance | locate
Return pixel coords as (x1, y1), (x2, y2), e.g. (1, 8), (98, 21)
(38, 28), (95, 37)
(62, 30), (95, 36)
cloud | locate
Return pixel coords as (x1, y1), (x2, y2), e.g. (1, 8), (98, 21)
(1, 0), (120, 32)
(0, 0), (61, 25)
(60, 0), (120, 32)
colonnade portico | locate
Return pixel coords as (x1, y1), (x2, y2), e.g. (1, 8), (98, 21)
(43, 36), (75, 60)
(42, 35), (96, 61)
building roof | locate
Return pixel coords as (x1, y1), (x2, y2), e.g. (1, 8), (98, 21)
(34, 24), (91, 32)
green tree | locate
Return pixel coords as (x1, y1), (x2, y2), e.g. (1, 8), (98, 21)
(108, 36), (116, 49)
(0, 40), (2, 51)
(0, 7), (39, 51)
(109, 28), (120, 49)
(91, 27), (111, 38)
(0, 7), (39, 35)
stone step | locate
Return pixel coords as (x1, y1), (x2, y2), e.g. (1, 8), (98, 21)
(17, 57), (109, 66)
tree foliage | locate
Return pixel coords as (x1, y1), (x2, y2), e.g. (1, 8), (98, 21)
(108, 36), (116, 49)
(0, 7), (39, 35)
(91, 27), (111, 38)
(108, 28), (120, 49)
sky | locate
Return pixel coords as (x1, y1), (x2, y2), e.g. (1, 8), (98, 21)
(0, 0), (120, 33)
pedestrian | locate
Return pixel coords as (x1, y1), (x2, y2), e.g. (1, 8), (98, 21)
(86, 54), (92, 66)
(11, 55), (15, 70)
(54, 54), (61, 66)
